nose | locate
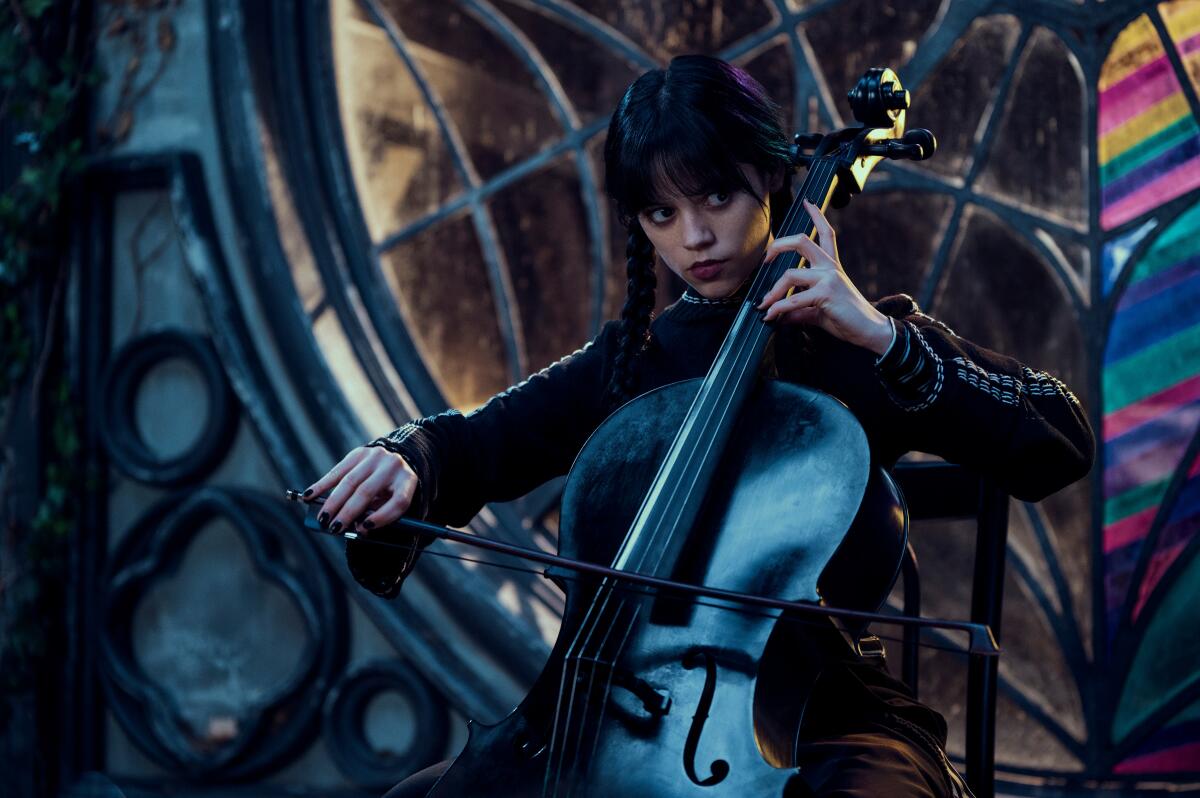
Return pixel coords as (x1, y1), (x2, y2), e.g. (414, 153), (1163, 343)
(680, 210), (715, 250)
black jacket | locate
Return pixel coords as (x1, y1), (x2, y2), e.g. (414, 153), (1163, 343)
(345, 289), (1095, 746)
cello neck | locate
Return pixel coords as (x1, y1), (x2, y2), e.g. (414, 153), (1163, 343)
(609, 156), (843, 581)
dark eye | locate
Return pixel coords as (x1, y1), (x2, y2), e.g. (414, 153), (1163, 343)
(647, 207), (674, 224)
(707, 192), (731, 206)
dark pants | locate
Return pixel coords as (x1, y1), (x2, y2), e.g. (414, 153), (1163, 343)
(381, 724), (959, 797)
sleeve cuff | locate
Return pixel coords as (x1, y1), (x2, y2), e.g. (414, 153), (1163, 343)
(364, 426), (429, 520)
(875, 320), (944, 411)
(874, 316), (900, 366)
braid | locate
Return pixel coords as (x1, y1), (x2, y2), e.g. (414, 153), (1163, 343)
(606, 225), (657, 408)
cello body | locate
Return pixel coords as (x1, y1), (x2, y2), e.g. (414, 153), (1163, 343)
(425, 379), (907, 797)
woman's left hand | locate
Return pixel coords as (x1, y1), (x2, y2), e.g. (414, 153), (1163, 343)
(756, 198), (895, 356)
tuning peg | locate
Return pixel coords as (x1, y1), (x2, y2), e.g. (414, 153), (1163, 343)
(899, 128), (936, 160)
(790, 132), (824, 167)
(881, 81), (910, 111)
(863, 128), (937, 161)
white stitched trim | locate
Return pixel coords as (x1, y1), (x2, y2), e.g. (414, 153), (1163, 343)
(953, 357), (1021, 406)
(950, 358), (1080, 407)
(1022, 366), (1081, 404)
(394, 424), (417, 443)
(899, 325), (943, 411)
(913, 310), (957, 337)
(679, 291), (742, 306)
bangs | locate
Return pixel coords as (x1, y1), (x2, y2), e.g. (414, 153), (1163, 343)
(604, 55), (791, 227)
(610, 109), (760, 223)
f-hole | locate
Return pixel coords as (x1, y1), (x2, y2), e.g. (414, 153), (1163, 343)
(681, 649), (730, 786)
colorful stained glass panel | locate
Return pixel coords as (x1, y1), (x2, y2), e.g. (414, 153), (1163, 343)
(1102, 202), (1200, 648)
(1099, 12), (1200, 230)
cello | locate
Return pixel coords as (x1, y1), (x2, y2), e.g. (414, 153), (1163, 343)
(299, 67), (953, 796)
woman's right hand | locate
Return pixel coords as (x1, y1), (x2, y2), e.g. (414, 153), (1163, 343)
(302, 445), (418, 536)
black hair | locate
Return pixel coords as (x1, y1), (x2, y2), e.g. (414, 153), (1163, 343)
(603, 54), (795, 407)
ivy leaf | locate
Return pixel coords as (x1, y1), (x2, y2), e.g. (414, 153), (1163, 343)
(18, 164), (42, 189)
(21, 58), (48, 92)
(21, 0), (54, 19)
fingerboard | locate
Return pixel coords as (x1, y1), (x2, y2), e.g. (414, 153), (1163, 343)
(610, 154), (844, 582)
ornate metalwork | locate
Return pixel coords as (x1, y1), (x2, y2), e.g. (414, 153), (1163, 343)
(97, 329), (239, 488)
(101, 486), (348, 779)
(324, 658), (451, 788)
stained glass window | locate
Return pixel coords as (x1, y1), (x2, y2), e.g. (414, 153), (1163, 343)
(299, 0), (1200, 789)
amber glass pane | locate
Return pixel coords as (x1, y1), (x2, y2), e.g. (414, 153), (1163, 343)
(801, 0), (942, 118)
(586, 133), (629, 322)
(1000, 508), (1087, 743)
(996, 693), (1083, 770)
(1160, 0), (1200, 99)
(332, 1), (463, 241)
(314, 307), (395, 436)
(975, 27), (1087, 227)
(1040, 477), (1094, 660)
(906, 515), (975, 753)
(934, 206), (1093, 688)
(378, 0), (563, 180)
(379, 214), (511, 409)
(492, 0), (641, 123)
(490, 157), (594, 371)
(910, 15), (1022, 181)
(827, 190), (953, 303)
(933, 204), (1087, 407)
(737, 39), (796, 134)
(584, 0), (774, 63)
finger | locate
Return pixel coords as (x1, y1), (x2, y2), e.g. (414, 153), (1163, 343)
(303, 447), (368, 502)
(764, 233), (814, 266)
(757, 267), (820, 308)
(791, 230), (838, 271)
(333, 467), (397, 533)
(762, 285), (828, 322)
(803, 199), (840, 265)
(778, 306), (823, 327)
(320, 456), (377, 528)
(361, 477), (418, 532)
(766, 232), (836, 272)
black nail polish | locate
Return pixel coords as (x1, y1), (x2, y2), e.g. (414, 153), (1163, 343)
(318, 512), (329, 527)
(303, 488), (313, 498)
(363, 520), (374, 530)
(331, 520), (343, 534)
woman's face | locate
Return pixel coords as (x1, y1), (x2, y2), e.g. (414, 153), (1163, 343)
(637, 165), (778, 300)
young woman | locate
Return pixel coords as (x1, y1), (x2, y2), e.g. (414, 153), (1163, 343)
(304, 55), (1094, 798)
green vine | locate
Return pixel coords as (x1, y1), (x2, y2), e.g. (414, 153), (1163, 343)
(0, 0), (181, 695)
(0, 0), (91, 693)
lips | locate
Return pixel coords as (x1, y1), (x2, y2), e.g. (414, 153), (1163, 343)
(689, 259), (727, 280)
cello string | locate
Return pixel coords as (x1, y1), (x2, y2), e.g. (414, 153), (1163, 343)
(547, 567), (642, 793)
(626, 157), (831, 596)
(577, 603), (643, 785)
(562, 603), (642, 798)
(548, 585), (629, 797)
(544, 157), (841, 792)
(554, 159), (848, 793)
(548, 154), (836, 792)
(559, 153), (825, 643)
